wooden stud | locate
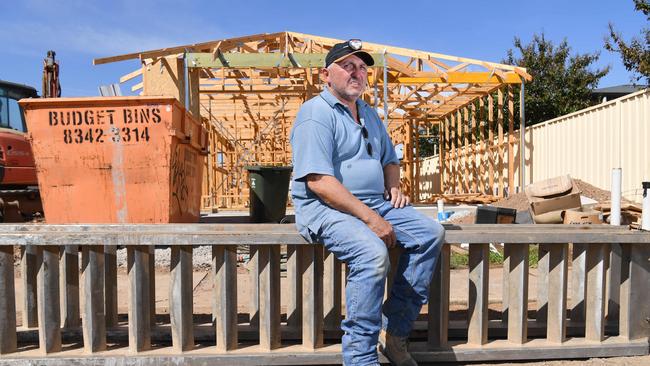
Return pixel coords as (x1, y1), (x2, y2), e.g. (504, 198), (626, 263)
(507, 244), (528, 344)
(468, 243), (489, 345)
(286, 245), (303, 329)
(81, 245), (107, 353)
(0, 245), (17, 354)
(21, 245), (39, 328)
(439, 120), (445, 194)
(585, 243), (607, 342)
(188, 67), (201, 118)
(323, 248), (342, 329)
(497, 88), (505, 197)
(428, 244), (450, 347)
(414, 121), (421, 201)
(546, 243), (568, 343)
(450, 112), (457, 193)
(213, 245), (238, 351)
(470, 102), (478, 193)
(127, 246), (151, 352)
(478, 97), (486, 193)
(302, 245), (324, 349)
(462, 107), (471, 192)
(170, 246), (194, 352)
(59, 245), (80, 328)
(507, 85), (515, 193)
(258, 246), (281, 350)
(104, 245), (118, 328)
(37, 246), (62, 354)
(487, 93), (494, 193)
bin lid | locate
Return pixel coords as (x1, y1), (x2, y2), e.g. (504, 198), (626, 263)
(245, 165), (293, 172)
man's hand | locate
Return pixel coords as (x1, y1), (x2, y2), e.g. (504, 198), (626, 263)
(366, 212), (397, 248)
(305, 174), (397, 248)
(386, 187), (410, 208)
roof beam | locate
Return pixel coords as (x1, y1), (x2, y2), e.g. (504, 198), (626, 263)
(185, 52), (385, 68)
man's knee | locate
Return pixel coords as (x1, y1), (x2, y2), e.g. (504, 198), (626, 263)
(422, 220), (445, 252)
(351, 240), (389, 279)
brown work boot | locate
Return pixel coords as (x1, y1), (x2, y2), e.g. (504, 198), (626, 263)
(378, 331), (417, 366)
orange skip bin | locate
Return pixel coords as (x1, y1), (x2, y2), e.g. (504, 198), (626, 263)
(19, 96), (207, 224)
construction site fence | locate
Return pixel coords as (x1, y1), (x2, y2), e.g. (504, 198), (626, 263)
(0, 223), (649, 364)
(420, 89), (650, 203)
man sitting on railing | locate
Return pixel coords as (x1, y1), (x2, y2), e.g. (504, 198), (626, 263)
(290, 39), (445, 366)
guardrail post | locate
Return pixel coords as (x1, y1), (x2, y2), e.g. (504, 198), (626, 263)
(259, 246), (281, 350)
(585, 243), (607, 342)
(81, 245), (106, 352)
(302, 244), (324, 349)
(507, 244), (529, 344)
(606, 243), (622, 326)
(468, 243), (489, 345)
(501, 244), (510, 324)
(21, 245), (39, 328)
(104, 245), (118, 328)
(60, 245), (80, 329)
(0, 245), (17, 354)
(214, 245), (238, 351)
(249, 245), (259, 329)
(170, 246), (194, 352)
(128, 246), (151, 352)
(536, 244), (550, 325)
(286, 245), (303, 329)
(619, 243), (650, 340)
(546, 243), (568, 343)
(37, 245), (62, 354)
(149, 245), (156, 326)
(428, 244), (450, 347)
(570, 243), (587, 324)
(323, 248), (342, 330)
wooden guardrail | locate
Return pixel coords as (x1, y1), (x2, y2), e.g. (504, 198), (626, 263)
(0, 224), (649, 365)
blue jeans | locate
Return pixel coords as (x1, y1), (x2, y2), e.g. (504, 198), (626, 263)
(310, 201), (444, 366)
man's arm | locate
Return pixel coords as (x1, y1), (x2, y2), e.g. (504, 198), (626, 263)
(383, 163), (410, 208)
(305, 174), (396, 247)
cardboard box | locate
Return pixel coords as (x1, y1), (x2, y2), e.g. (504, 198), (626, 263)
(562, 208), (602, 224)
(526, 175), (582, 223)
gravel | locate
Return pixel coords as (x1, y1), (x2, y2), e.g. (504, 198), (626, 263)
(116, 246), (215, 270)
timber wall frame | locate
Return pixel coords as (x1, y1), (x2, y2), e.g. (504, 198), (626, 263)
(0, 224), (649, 364)
(94, 31), (530, 209)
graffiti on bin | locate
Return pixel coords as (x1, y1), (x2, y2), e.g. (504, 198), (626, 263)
(47, 107), (161, 145)
(170, 145), (197, 215)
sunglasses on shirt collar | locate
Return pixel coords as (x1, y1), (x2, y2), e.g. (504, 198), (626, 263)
(361, 125), (373, 156)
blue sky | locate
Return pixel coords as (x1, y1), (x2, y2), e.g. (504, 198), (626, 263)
(1, 0), (646, 97)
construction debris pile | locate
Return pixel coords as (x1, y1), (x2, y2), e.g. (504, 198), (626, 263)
(449, 177), (642, 226)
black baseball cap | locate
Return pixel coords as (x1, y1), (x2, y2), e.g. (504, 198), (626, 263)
(325, 39), (375, 68)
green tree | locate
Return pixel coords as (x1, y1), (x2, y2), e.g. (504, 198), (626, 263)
(605, 0), (650, 84)
(504, 33), (610, 126)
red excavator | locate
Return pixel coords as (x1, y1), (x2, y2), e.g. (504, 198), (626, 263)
(0, 50), (60, 221)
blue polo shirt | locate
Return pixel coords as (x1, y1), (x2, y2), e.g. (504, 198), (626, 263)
(290, 87), (399, 239)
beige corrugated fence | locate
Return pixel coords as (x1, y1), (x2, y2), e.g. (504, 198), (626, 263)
(418, 89), (650, 203)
